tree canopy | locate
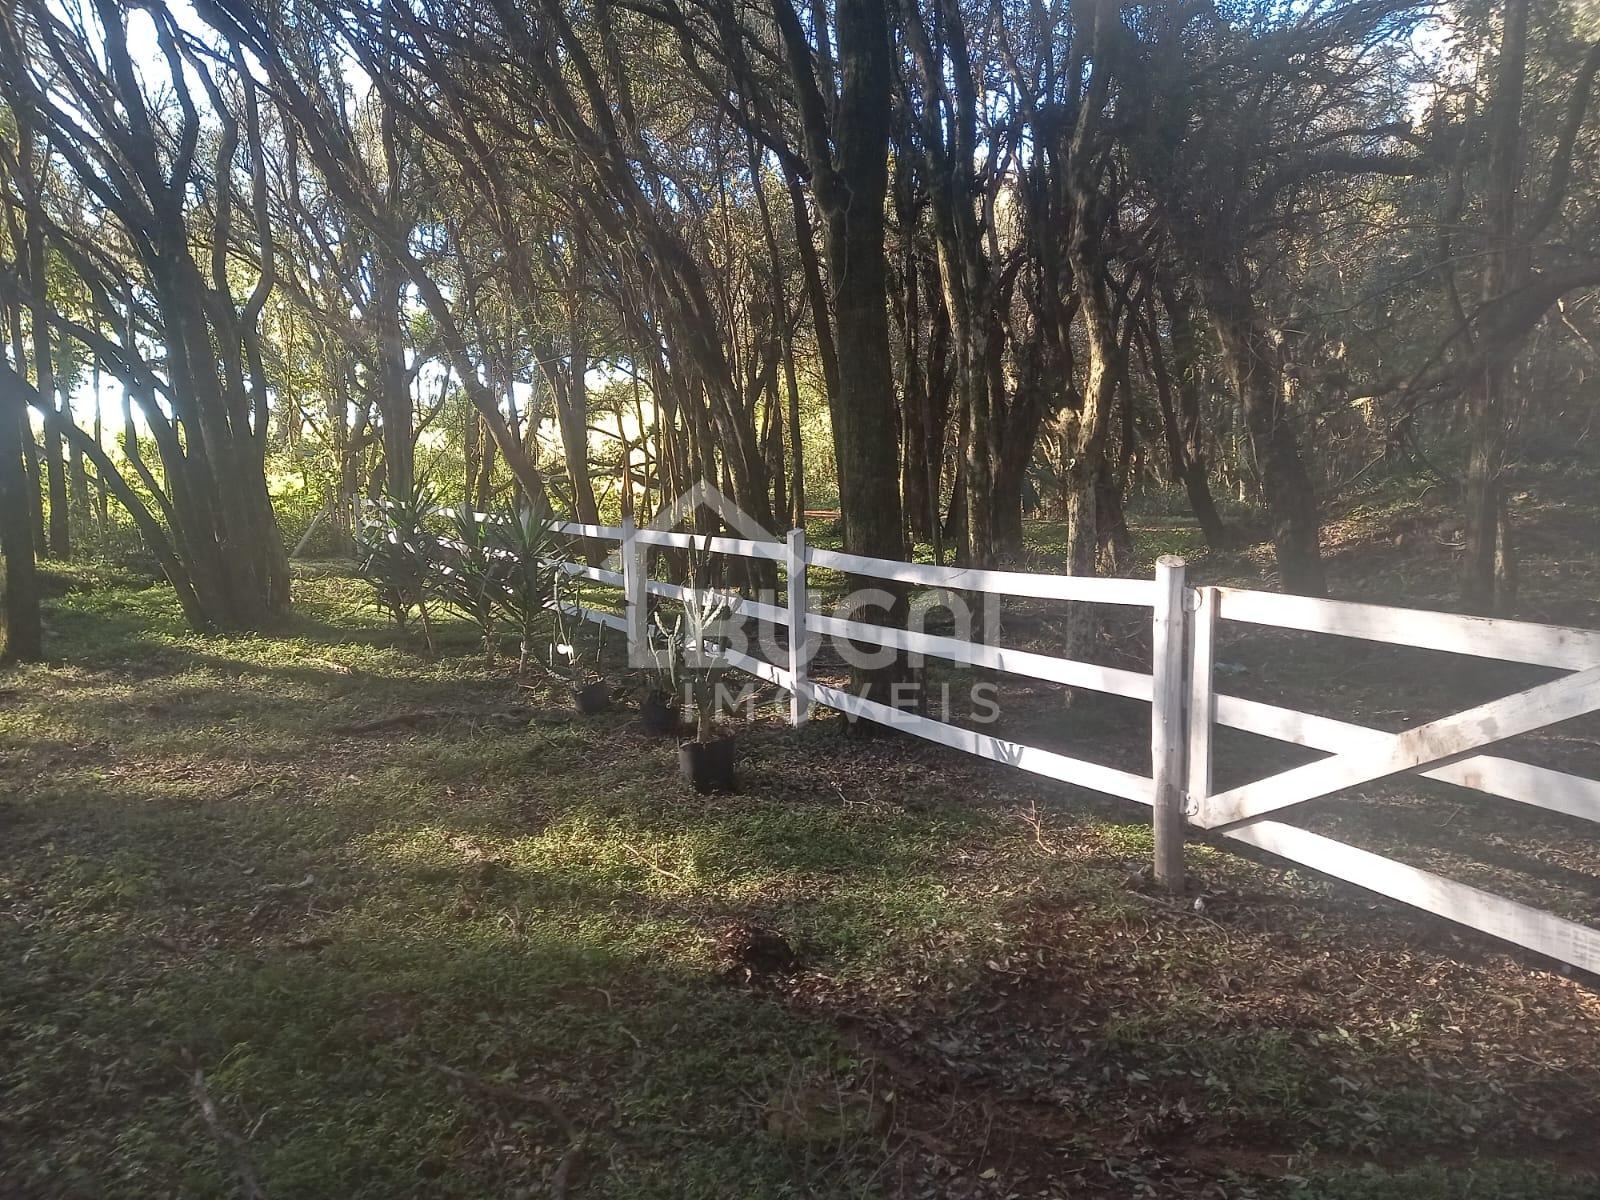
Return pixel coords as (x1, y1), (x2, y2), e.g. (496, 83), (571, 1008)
(2, 0), (1598, 655)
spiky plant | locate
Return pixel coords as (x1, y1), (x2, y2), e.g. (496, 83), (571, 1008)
(487, 501), (562, 675)
(434, 507), (505, 667)
(659, 536), (736, 742)
(356, 479), (441, 655)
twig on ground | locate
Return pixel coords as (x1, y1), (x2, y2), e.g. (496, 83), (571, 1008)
(257, 873), (315, 894)
(302, 657), (352, 674)
(428, 1060), (586, 1198)
(620, 841), (688, 884)
(549, 1140), (583, 1200)
(427, 1060), (578, 1139)
(1021, 799), (1059, 856)
(188, 1067), (266, 1200)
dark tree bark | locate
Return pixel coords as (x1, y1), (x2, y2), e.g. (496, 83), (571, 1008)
(1148, 280), (1228, 548)
(538, 323), (602, 534)
(1054, 2), (1123, 593)
(16, 128), (68, 558)
(0, 0), (290, 627)
(894, 0), (1004, 569)
(776, 0), (910, 704)
(0, 360), (42, 661)
(371, 255), (413, 501)
(1462, 0), (1531, 615)
(1, 301), (45, 553)
(1190, 251), (1325, 594)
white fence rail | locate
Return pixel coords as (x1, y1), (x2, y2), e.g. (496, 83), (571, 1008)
(543, 519), (1600, 975)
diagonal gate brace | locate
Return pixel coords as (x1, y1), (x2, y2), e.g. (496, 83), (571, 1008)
(1200, 663), (1600, 829)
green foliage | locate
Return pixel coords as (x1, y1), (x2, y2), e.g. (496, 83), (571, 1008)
(485, 501), (562, 673)
(354, 487), (564, 671)
(653, 538), (737, 741)
(355, 480), (440, 651)
(432, 507), (505, 664)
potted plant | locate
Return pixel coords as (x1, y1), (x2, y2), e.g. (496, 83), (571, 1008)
(549, 572), (613, 715)
(666, 582), (737, 792)
(638, 616), (684, 735)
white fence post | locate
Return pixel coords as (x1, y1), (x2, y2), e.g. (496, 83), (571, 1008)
(1186, 586), (1217, 827)
(1151, 555), (1189, 891)
(787, 527), (810, 726)
(621, 515), (645, 665)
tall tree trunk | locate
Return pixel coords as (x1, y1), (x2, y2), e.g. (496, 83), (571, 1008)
(1097, 459), (1134, 575)
(463, 392), (481, 510)
(829, 0), (908, 649)
(546, 328), (602, 537)
(0, 373), (42, 662)
(6, 304), (46, 551)
(22, 420), (44, 550)
(1056, 0), (1122, 611)
(782, 325), (806, 529)
(894, 180), (931, 544)
(475, 416), (496, 514)
(564, 273), (603, 530)
(1194, 257), (1325, 595)
(895, 0), (997, 572)
(27, 252), (69, 559)
(91, 339), (109, 543)
(1463, 0), (1530, 615)
(329, 358), (357, 553)
(991, 369), (1046, 562)
(1149, 282), (1229, 548)
(373, 256), (413, 501)
(1060, 274), (1117, 585)
(67, 408), (91, 538)
(777, 0), (910, 706)
(16, 124), (69, 560)
(787, 175), (840, 411)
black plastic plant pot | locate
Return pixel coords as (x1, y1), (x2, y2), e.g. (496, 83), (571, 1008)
(679, 737), (736, 793)
(572, 681), (611, 715)
(639, 691), (682, 735)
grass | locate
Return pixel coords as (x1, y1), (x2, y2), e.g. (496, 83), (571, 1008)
(2, 564), (1598, 1198)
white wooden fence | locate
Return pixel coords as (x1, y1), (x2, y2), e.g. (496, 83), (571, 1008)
(548, 519), (1600, 976)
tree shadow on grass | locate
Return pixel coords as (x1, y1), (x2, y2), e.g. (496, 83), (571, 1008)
(4, 884), (894, 1199)
(787, 873), (1600, 1198)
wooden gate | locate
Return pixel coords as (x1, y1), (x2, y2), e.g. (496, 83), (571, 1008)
(1185, 587), (1600, 974)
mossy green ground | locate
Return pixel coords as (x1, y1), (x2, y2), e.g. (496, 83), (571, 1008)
(2, 564), (1597, 1198)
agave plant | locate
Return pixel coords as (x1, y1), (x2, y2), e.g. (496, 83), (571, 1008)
(657, 539), (737, 743)
(356, 480), (441, 655)
(487, 501), (562, 675)
(433, 507), (507, 667)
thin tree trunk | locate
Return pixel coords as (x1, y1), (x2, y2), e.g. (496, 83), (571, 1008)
(6, 304), (46, 551)
(68, 410), (91, 540)
(29, 270), (69, 559)
(1195, 257), (1325, 595)
(0, 374), (42, 661)
(91, 339), (109, 543)
(1148, 286), (1229, 548)
(463, 393), (481, 510)
(1463, 0), (1530, 615)
(17, 125), (69, 559)
(373, 256), (413, 501)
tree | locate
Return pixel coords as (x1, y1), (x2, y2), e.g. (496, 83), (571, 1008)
(0, 0), (291, 629)
(0, 324), (41, 660)
(1454, 0), (1600, 612)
